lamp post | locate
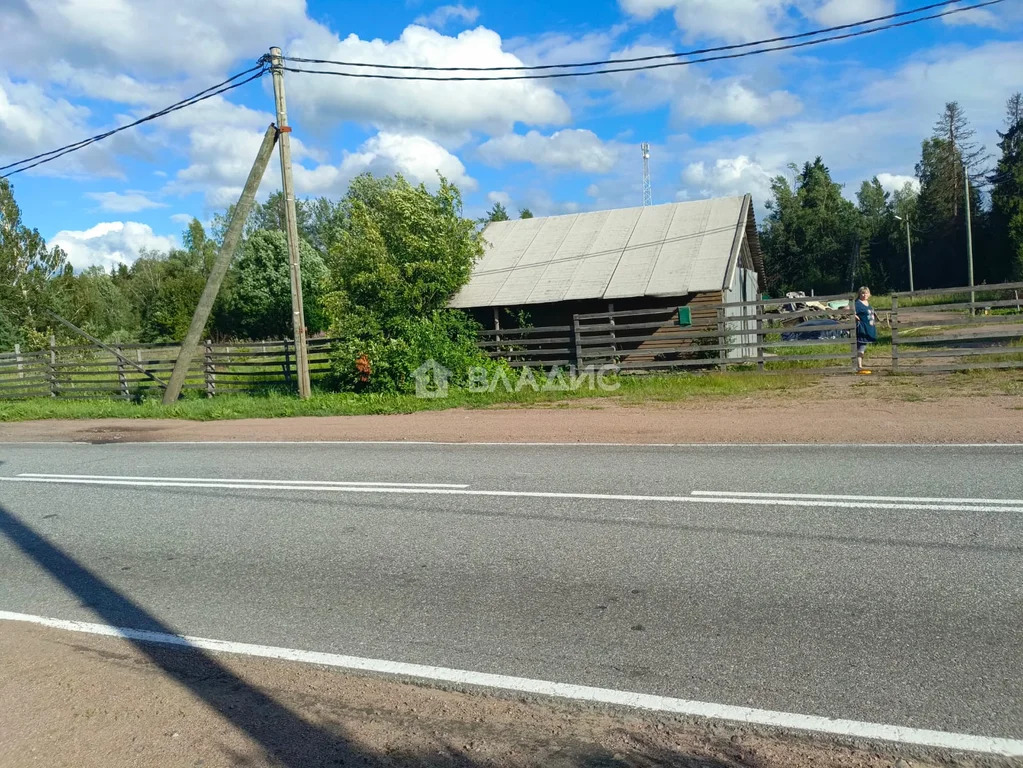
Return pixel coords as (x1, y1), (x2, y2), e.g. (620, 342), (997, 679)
(895, 215), (914, 293)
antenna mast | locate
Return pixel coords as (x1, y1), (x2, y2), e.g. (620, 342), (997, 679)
(641, 143), (652, 206)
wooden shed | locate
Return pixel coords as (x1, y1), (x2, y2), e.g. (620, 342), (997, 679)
(450, 195), (765, 365)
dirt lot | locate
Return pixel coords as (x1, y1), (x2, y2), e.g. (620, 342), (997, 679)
(1, 621), (1007, 768)
(2, 376), (1021, 444)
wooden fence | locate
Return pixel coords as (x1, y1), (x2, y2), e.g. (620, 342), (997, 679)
(891, 281), (1023, 373)
(0, 338), (335, 400)
(3, 282), (1021, 400)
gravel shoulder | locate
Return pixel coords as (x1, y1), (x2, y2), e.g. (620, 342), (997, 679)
(1, 390), (1021, 444)
(0, 621), (1003, 768)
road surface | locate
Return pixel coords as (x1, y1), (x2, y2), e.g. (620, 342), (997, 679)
(1, 441), (1021, 744)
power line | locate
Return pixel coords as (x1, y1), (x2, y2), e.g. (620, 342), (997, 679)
(279, 0), (1005, 82)
(285, 0), (972, 73)
(1, 62), (269, 178)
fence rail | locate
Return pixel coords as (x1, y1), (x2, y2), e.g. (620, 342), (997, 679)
(0, 337), (337, 400)
(4, 282), (1022, 401)
(890, 282), (1023, 373)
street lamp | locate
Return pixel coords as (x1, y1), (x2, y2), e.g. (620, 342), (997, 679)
(894, 215), (914, 293)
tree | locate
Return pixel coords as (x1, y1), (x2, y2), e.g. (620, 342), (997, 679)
(760, 158), (860, 294)
(323, 173), (488, 392)
(219, 229), (327, 340)
(916, 105), (991, 287)
(0, 178), (67, 348)
(519, 208), (534, 219)
(484, 202), (509, 222)
(991, 92), (1023, 281)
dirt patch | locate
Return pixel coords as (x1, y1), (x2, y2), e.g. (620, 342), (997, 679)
(1, 390), (1021, 445)
(0, 621), (1005, 768)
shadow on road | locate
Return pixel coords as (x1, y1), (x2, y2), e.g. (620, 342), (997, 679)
(0, 501), (738, 767)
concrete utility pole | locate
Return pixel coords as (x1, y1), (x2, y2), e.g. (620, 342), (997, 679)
(269, 46), (312, 399)
(895, 215), (914, 293)
(964, 163), (975, 309)
(163, 124), (279, 404)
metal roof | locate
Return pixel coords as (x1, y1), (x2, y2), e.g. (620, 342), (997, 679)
(450, 195), (758, 309)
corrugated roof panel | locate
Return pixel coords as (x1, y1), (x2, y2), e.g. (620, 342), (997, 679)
(560, 208), (640, 302)
(685, 197), (748, 292)
(603, 204), (676, 299)
(525, 210), (611, 305)
(644, 197), (743, 296)
(448, 197), (755, 309)
(489, 215), (577, 305)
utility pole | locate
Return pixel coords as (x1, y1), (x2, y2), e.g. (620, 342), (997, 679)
(269, 46), (311, 399)
(163, 124), (279, 404)
(641, 143), (652, 207)
(964, 163), (975, 310)
(895, 215), (914, 292)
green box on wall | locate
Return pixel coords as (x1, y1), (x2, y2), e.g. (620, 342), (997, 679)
(678, 306), (692, 327)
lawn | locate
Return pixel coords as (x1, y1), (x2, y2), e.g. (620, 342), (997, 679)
(0, 372), (815, 422)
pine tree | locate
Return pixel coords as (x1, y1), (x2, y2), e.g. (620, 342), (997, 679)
(991, 93), (1023, 280)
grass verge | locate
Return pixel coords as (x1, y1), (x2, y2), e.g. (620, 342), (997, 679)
(0, 372), (814, 422)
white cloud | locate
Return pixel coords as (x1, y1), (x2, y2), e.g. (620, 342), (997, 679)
(478, 129), (621, 173)
(618, 0), (791, 41)
(287, 25), (570, 136)
(812, 0), (892, 26)
(289, 132), (475, 196)
(87, 190), (166, 212)
(682, 156), (777, 203)
(0, 77), (125, 177)
(677, 79), (802, 126)
(414, 5), (480, 29)
(52, 222), (177, 270)
(876, 173), (920, 195)
(2, 0), (312, 80)
(170, 213), (195, 225)
(487, 191), (512, 206)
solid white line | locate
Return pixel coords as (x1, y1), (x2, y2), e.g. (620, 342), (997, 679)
(5, 476), (1023, 514)
(0, 610), (1019, 757)
(4, 440), (1021, 448)
(16, 473), (467, 489)
(693, 490), (1023, 506)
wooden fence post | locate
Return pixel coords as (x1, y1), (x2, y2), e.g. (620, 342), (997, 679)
(851, 304), (860, 372)
(890, 296), (900, 373)
(283, 340), (293, 386)
(48, 335), (58, 397)
(608, 303), (616, 358)
(755, 300), (765, 372)
(716, 306), (727, 372)
(116, 346), (129, 399)
(572, 314), (584, 371)
(14, 344), (23, 379)
(204, 340), (216, 397)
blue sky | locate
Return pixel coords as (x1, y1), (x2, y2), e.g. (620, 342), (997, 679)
(1, 0), (1021, 270)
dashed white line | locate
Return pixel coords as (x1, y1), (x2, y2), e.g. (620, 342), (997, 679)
(693, 490), (1023, 506)
(0, 610), (1019, 757)
(5, 474), (1023, 513)
(15, 473), (467, 489)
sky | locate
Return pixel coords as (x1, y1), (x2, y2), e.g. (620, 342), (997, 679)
(1, 0), (1021, 271)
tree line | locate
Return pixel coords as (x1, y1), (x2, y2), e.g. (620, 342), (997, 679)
(762, 95), (1023, 295)
(3, 94), (1021, 390)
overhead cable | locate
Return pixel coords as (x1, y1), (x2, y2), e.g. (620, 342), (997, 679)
(1, 62), (268, 178)
(280, 0), (1004, 82)
(284, 0), (974, 72)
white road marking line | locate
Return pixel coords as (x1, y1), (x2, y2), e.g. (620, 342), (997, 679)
(5, 475), (1023, 514)
(0, 610), (1018, 757)
(693, 490), (1023, 506)
(4, 441), (1022, 448)
(16, 473), (467, 489)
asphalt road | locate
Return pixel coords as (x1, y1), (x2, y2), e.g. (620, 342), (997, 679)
(1, 441), (1021, 741)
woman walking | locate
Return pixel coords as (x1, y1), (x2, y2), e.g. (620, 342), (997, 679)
(854, 286), (878, 374)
